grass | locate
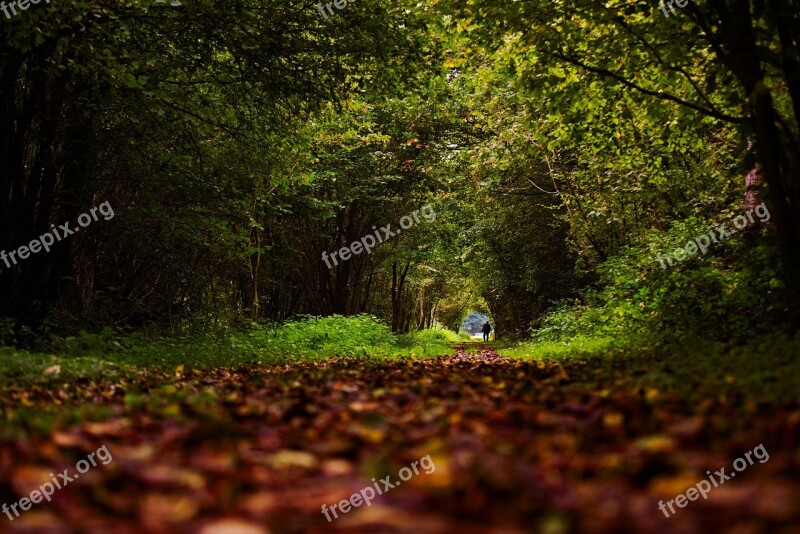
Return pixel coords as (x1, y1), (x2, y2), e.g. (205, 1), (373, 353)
(7, 315), (798, 407)
(499, 332), (800, 404)
(0, 315), (459, 392)
(497, 334), (619, 360)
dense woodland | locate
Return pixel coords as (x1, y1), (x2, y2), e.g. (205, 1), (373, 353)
(1, 0), (797, 341)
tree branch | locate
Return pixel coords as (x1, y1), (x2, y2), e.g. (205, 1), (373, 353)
(548, 51), (745, 123)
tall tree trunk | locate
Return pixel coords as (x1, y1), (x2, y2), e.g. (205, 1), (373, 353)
(391, 261), (410, 333)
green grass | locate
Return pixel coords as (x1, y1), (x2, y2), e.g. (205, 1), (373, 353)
(498, 335), (620, 360)
(0, 315), (458, 390)
(499, 332), (800, 404)
(0, 346), (133, 390)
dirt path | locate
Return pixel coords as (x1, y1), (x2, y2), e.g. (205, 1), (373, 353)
(2, 345), (798, 533)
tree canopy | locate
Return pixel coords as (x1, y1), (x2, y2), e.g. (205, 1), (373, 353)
(1, 0), (797, 337)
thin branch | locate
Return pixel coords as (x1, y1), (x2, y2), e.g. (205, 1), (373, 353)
(600, 9), (721, 113)
(548, 51), (745, 123)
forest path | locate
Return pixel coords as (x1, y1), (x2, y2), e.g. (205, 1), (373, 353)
(3, 346), (798, 533)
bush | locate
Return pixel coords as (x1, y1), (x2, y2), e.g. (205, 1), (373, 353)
(530, 216), (785, 345)
(254, 314), (395, 357)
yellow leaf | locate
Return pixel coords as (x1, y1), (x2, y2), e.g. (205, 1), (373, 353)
(635, 435), (675, 453)
(650, 473), (700, 496)
(603, 412), (624, 429)
(268, 450), (318, 470)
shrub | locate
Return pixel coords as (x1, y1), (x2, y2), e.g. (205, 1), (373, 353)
(530, 216), (785, 344)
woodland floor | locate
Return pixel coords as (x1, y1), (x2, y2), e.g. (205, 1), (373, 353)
(1, 344), (799, 533)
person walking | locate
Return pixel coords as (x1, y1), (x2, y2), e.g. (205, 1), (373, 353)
(481, 321), (492, 342)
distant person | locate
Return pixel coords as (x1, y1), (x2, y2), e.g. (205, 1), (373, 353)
(482, 321), (492, 342)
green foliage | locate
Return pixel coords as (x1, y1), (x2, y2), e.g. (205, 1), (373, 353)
(525, 214), (784, 345)
(0, 318), (15, 346)
(256, 315), (394, 357)
(0, 0), (434, 328)
(396, 327), (468, 347)
(250, 316), (458, 358)
(1, 0), (795, 345)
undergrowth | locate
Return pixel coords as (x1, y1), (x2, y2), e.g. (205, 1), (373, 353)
(0, 315), (457, 392)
